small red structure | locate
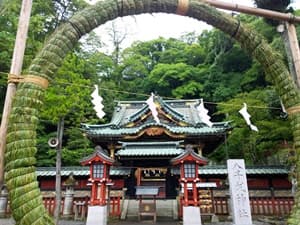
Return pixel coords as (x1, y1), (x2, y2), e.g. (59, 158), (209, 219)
(80, 146), (114, 206)
(171, 145), (208, 206)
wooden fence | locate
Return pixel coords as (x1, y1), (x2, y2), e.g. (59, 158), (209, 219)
(179, 196), (294, 218)
(5, 195), (294, 219)
(4, 195), (122, 219)
(43, 196), (122, 218)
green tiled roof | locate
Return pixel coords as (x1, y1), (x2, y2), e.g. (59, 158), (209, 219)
(171, 165), (289, 175)
(36, 165), (289, 177)
(36, 166), (131, 177)
(81, 98), (232, 138)
(116, 148), (183, 157)
(158, 98), (186, 122)
(128, 97), (187, 124)
(116, 141), (184, 157)
(82, 122), (230, 137)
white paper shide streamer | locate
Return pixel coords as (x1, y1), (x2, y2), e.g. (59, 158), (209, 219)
(146, 93), (160, 123)
(197, 99), (213, 127)
(91, 85), (105, 119)
(239, 103), (258, 132)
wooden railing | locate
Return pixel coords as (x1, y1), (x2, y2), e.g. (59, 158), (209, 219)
(5, 195), (122, 219)
(250, 197), (294, 216)
(109, 196), (121, 217)
(7, 194), (294, 219)
(178, 196), (294, 218)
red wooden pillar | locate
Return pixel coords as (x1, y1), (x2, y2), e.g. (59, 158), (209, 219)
(90, 182), (97, 205)
(193, 183), (198, 206)
(183, 182), (188, 206)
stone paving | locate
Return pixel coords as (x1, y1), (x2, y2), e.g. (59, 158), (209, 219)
(0, 218), (285, 225)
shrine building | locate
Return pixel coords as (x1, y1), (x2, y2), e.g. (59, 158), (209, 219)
(35, 96), (292, 221)
(80, 96), (231, 199)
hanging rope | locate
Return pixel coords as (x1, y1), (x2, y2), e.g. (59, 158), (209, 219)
(7, 74), (49, 89)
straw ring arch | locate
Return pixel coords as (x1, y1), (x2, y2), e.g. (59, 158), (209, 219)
(5, 0), (300, 224)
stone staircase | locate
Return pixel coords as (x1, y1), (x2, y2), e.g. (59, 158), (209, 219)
(121, 199), (178, 221)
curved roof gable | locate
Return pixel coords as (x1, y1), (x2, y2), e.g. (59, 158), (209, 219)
(124, 96), (188, 126)
(80, 146), (114, 165)
(108, 97), (221, 127)
(81, 97), (232, 138)
(171, 145), (208, 165)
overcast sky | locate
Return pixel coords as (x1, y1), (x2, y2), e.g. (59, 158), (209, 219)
(86, 0), (300, 53)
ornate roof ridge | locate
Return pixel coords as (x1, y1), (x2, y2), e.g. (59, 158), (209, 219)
(118, 140), (184, 146)
(122, 96), (193, 125)
(81, 123), (114, 129)
(156, 97), (187, 123)
(82, 122), (231, 138)
(127, 104), (148, 123)
(110, 103), (128, 126)
(115, 98), (200, 104)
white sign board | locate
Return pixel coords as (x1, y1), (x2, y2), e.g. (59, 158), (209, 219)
(183, 206), (202, 225)
(227, 159), (252, 225)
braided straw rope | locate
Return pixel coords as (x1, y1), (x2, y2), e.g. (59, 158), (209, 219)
(8, 74), (49, 89)
(287, 105), (300, 115)
(176, 0), (189, 15)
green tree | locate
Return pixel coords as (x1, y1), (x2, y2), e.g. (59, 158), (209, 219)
(0, 0), (87, 121)
(211, 88), (292, 164)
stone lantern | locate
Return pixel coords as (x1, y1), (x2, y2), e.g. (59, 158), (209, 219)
(62, 172), (78, 218)
(81, 146), (114, 225)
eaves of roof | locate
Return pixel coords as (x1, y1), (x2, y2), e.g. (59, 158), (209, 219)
(116, 148), (184, 157)
(82, 122), (229, 137)
(36, 165), (289, 177)
(36, 166), (131, 177)
(171, 165), (289, 175)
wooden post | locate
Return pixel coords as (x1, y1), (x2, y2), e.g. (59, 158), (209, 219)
(202, 0), (300, 23)
(54, 117), (64, 225)
(285, 22), (300, 87)
(136, 168), (141, 186)
(0, 0), (32, 187)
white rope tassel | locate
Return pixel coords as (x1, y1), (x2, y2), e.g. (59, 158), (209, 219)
(146, 93), (160, 124)
(239, 103), (258, 132)
(91, 85), (105, 119)
(196, 99), (213, 127)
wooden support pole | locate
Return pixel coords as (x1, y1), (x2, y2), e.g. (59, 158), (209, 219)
(0, 0), (32, 187)
(54, 117), (64, 225)
(201, 0), (300, 24)
(285, 22), (300, 87)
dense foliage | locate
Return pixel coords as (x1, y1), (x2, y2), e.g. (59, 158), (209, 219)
(0, 0), (298, 166)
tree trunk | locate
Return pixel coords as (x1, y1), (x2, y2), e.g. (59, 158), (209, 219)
(54, 117), (64, 225)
